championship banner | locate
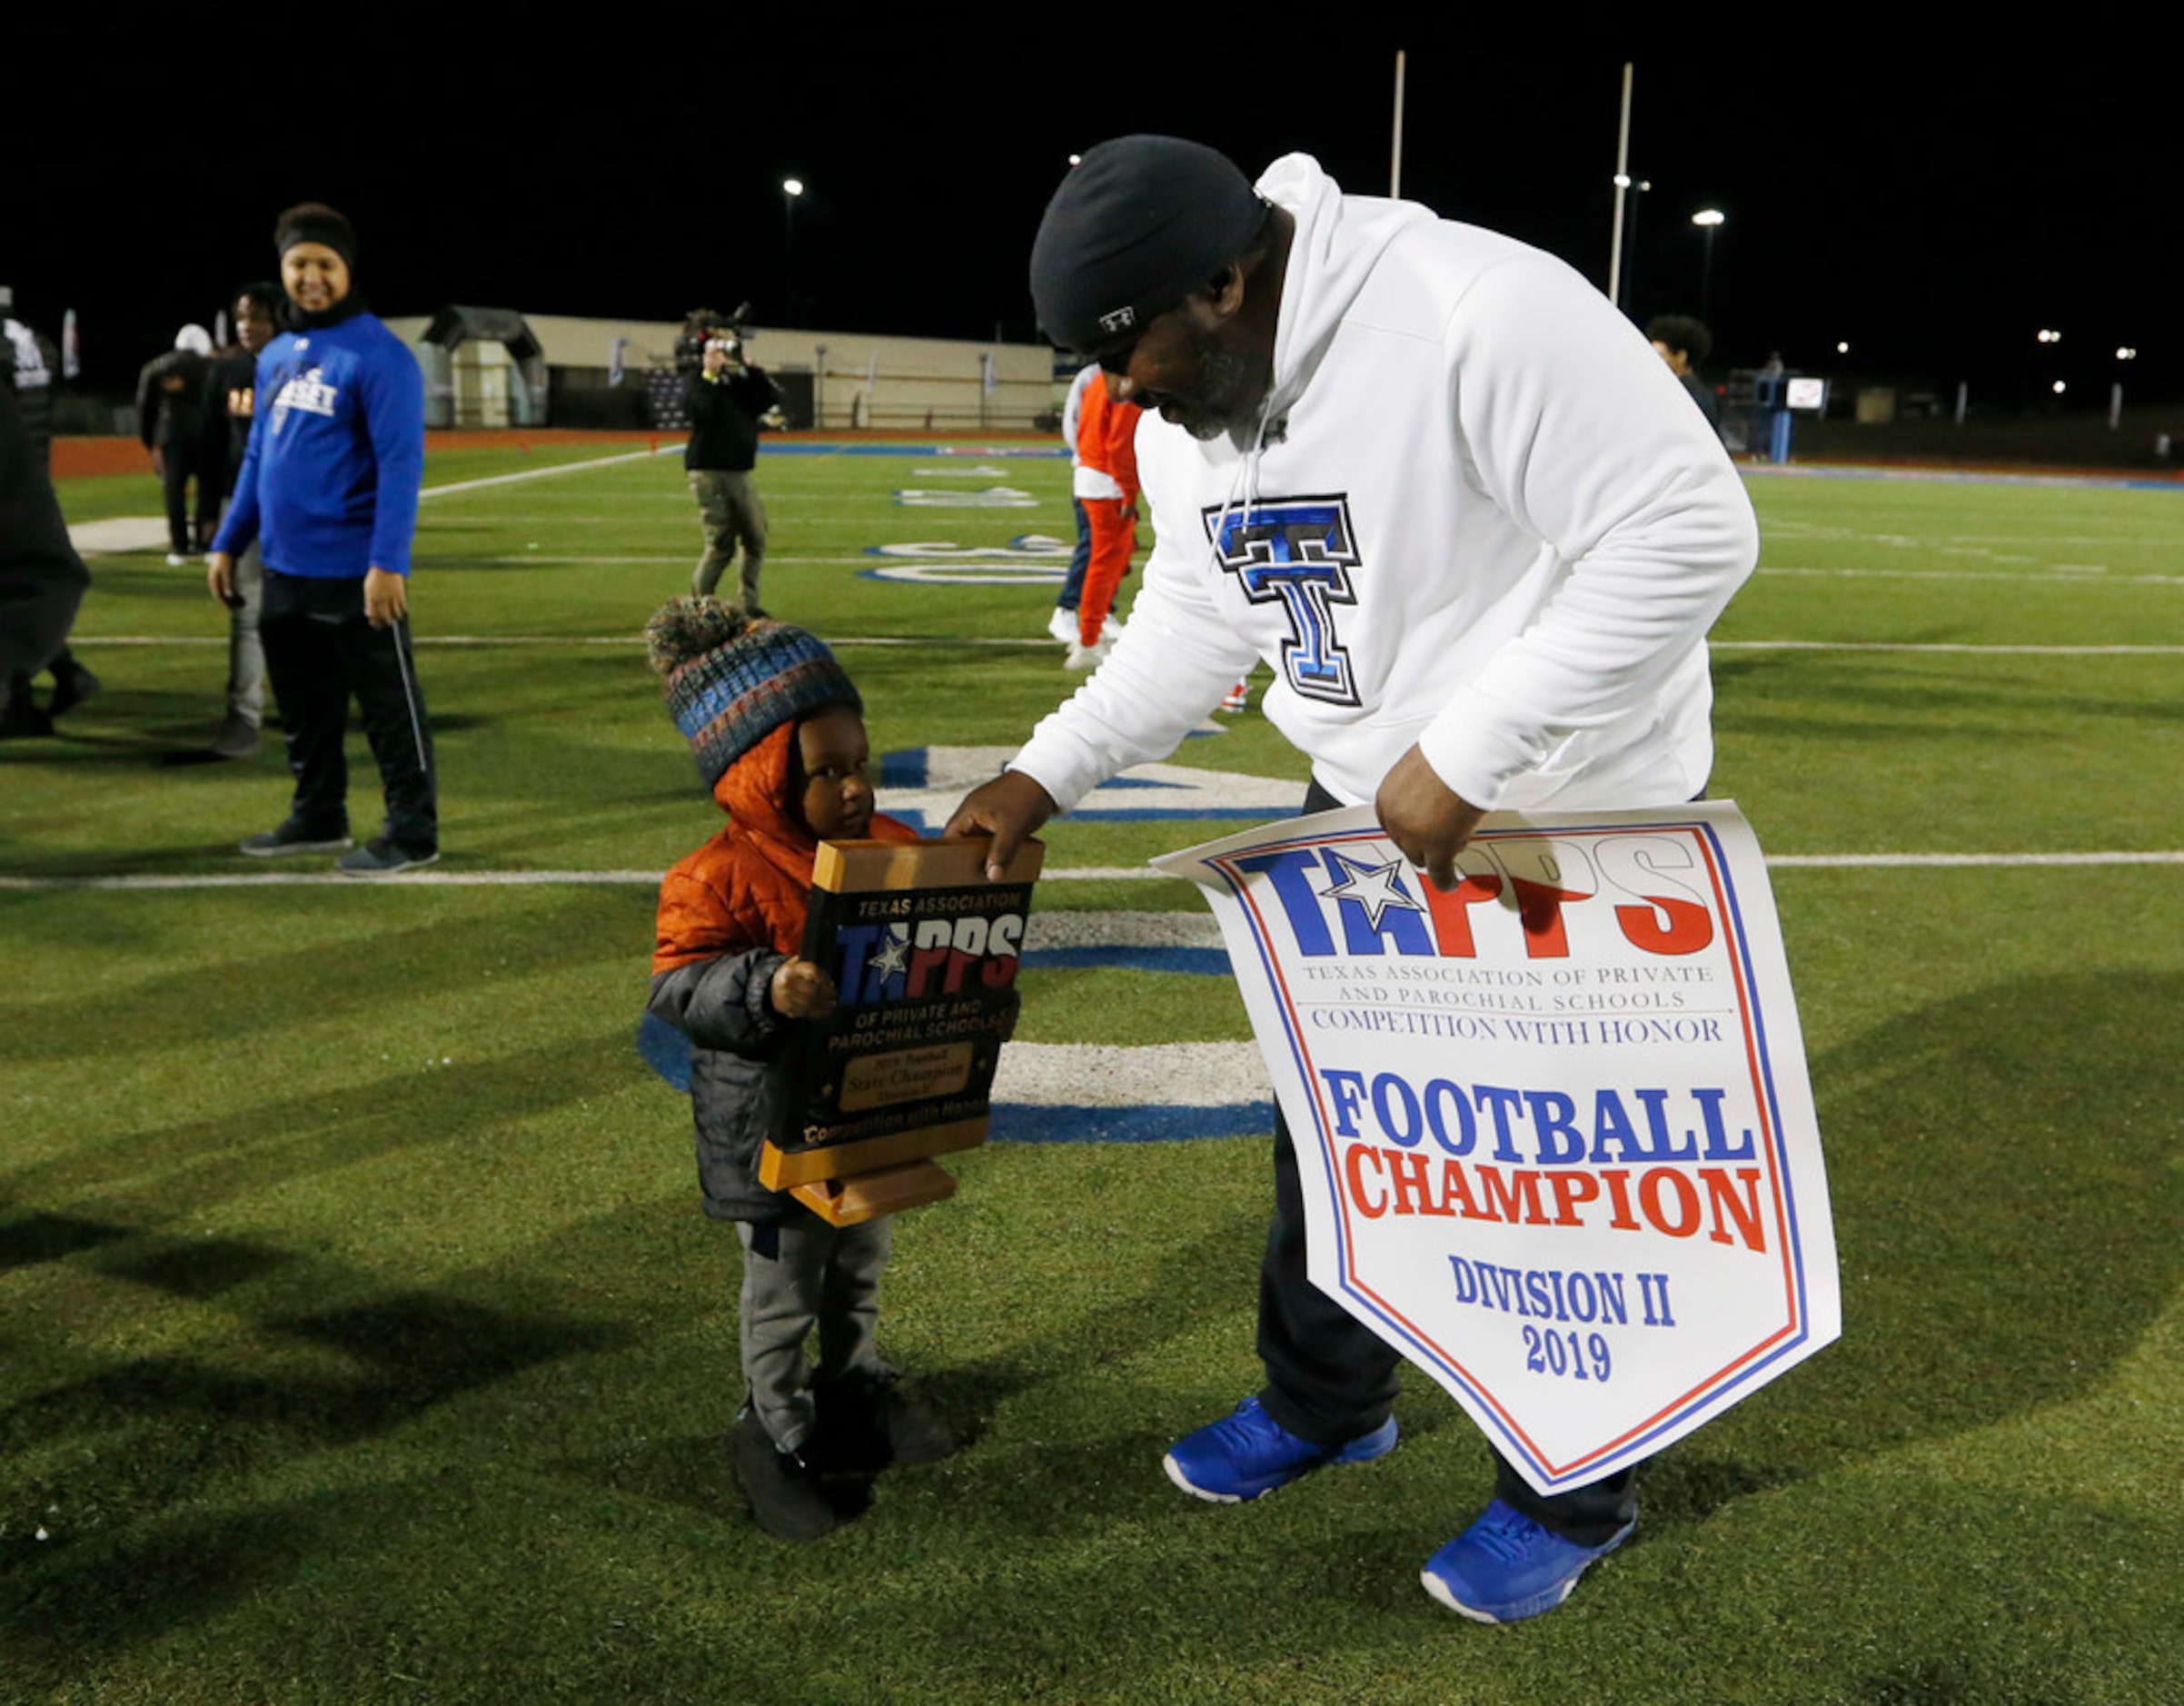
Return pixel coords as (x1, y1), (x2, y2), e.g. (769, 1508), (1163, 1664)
(1153, 801), (1837, 1494)
(757, 837), (1041, 1220)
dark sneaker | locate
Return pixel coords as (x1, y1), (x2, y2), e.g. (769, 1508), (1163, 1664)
(1, 700), (55, 739)
(336, 838), (440, 877)
(732, 1410), (839, 1542)
(1162, 1394), (1397, 1503)
(241, 819), (352, 857)
(813, 1371), (959, 1471)
(1420, 1499), (1634, 1623)
(47, 664), (102, 718)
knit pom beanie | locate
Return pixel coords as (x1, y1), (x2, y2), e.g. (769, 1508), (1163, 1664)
(644, 597), (861, 787)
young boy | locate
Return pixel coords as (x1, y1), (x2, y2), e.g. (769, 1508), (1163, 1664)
(643, 598), (955, 1542)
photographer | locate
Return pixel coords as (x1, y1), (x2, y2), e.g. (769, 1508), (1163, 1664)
(681, 310), (784, 615)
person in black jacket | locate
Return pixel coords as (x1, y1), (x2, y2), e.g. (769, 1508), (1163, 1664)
(0, 379), (93, 739)
(681, 314), (783, 614)
(193, 283), (283, 759)
(3, 298), (96, 735)
(137, 324), (217, 561)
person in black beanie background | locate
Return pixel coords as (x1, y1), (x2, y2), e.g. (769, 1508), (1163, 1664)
(207, 203), (439, 874)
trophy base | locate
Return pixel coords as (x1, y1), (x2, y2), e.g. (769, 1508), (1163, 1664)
(789, 1159), (959, 1227)
(759, 1116), (988, 1188)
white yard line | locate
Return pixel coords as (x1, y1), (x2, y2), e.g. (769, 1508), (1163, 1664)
(416, 446), (680, 499)
(67, 447), (683, 555)
(1711, 640), (2184, 655)
(1758, 565), (2184, 586)
(7, 851), (2184, 893)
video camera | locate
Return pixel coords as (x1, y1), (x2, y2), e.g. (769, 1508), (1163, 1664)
(675, 302), (754, 376)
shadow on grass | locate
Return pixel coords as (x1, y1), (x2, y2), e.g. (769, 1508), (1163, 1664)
(0, 1210), (135, 1269)
(1633, 968), (2184, 1530)
(0, 1508), (306, 1683)
(5, 899), (636, 1059)
(0, 1278), (631, 1665)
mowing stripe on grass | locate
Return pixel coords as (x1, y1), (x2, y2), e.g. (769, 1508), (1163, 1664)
(63, 633), (2184, 656)
(1760, 565), (2184, 586)
(1711, 640), (2184, 655)
(8, 850), (2184, 892)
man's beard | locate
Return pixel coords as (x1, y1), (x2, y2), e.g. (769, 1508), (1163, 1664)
(1168, 337), (1257, 441)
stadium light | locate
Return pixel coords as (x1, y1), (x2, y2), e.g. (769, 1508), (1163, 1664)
(1837, 342), (1851, 354)
(2053, 381), (2067, 394)
(1690, 208), (1724, 321)
(2117, 347), (2139, 361)
(2037, 329), (2061, 343)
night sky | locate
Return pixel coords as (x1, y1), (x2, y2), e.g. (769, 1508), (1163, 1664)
(8, 18), (2172, 408)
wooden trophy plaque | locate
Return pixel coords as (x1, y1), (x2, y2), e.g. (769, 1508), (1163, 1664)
(759, 835), (1042, 1224)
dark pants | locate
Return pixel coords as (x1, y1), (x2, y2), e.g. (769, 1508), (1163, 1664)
(260, 569), (437, 850)
(1054, 498), (1090, 613)
(1251, 777), (1640, 1546)
(162, 442), (215, 553)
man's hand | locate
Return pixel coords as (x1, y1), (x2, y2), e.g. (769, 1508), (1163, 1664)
(149, 447), (165, 477)
(363, 567), (408, 629)
(1375, 743), (1486, 891)
(207, 551), (240, 608)
(769, 957), (839, 1018)
(945, 769), (1057, 881)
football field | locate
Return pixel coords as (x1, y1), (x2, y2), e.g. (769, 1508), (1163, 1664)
(4, 441), (2181, 1703)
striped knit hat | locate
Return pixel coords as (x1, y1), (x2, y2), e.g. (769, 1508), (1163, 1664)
(644, 598), (861, 787)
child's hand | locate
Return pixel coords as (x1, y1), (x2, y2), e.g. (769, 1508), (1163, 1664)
(769, 957), (839, 1019)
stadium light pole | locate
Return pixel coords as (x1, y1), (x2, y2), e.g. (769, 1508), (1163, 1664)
(1692, 208), (1725, 322)
(1608, 62), (1635, 309)
(782, 178), (806, 321)
(1391, 49), (1407, 197)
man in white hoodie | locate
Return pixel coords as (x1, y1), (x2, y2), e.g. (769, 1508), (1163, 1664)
(948, 135), (1759, 1622)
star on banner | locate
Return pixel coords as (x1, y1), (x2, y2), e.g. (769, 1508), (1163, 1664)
(1321, 852), (1427, 931)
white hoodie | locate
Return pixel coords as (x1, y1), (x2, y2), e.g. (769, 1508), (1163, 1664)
(1010, 154), (1760, 816)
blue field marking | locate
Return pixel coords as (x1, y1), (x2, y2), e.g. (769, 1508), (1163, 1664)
(1023, 945), (1230, 975)
(988, 1103), (1273, 1144)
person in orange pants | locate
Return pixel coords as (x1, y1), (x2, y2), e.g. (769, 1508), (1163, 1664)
(1067, 375), (1142, 670)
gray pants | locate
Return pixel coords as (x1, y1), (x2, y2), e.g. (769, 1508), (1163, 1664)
(735, 1214), (891, 1453)
(225, 539), (266, 728)
(689, 469), (768, 606)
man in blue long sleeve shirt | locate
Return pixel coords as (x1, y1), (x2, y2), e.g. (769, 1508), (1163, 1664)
(209, 203), (438, 874)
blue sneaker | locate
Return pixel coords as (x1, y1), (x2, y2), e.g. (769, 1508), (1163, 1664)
(1162, 1395), (1397, 1503)
(1420, 1499), (1633, 1623)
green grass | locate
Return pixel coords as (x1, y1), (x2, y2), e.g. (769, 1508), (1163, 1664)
(4, 445), (2181, 1703)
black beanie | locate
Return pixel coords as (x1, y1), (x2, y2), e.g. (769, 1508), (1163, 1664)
(273, 203), (359, 269)
(1029, 135), (1269, 353)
